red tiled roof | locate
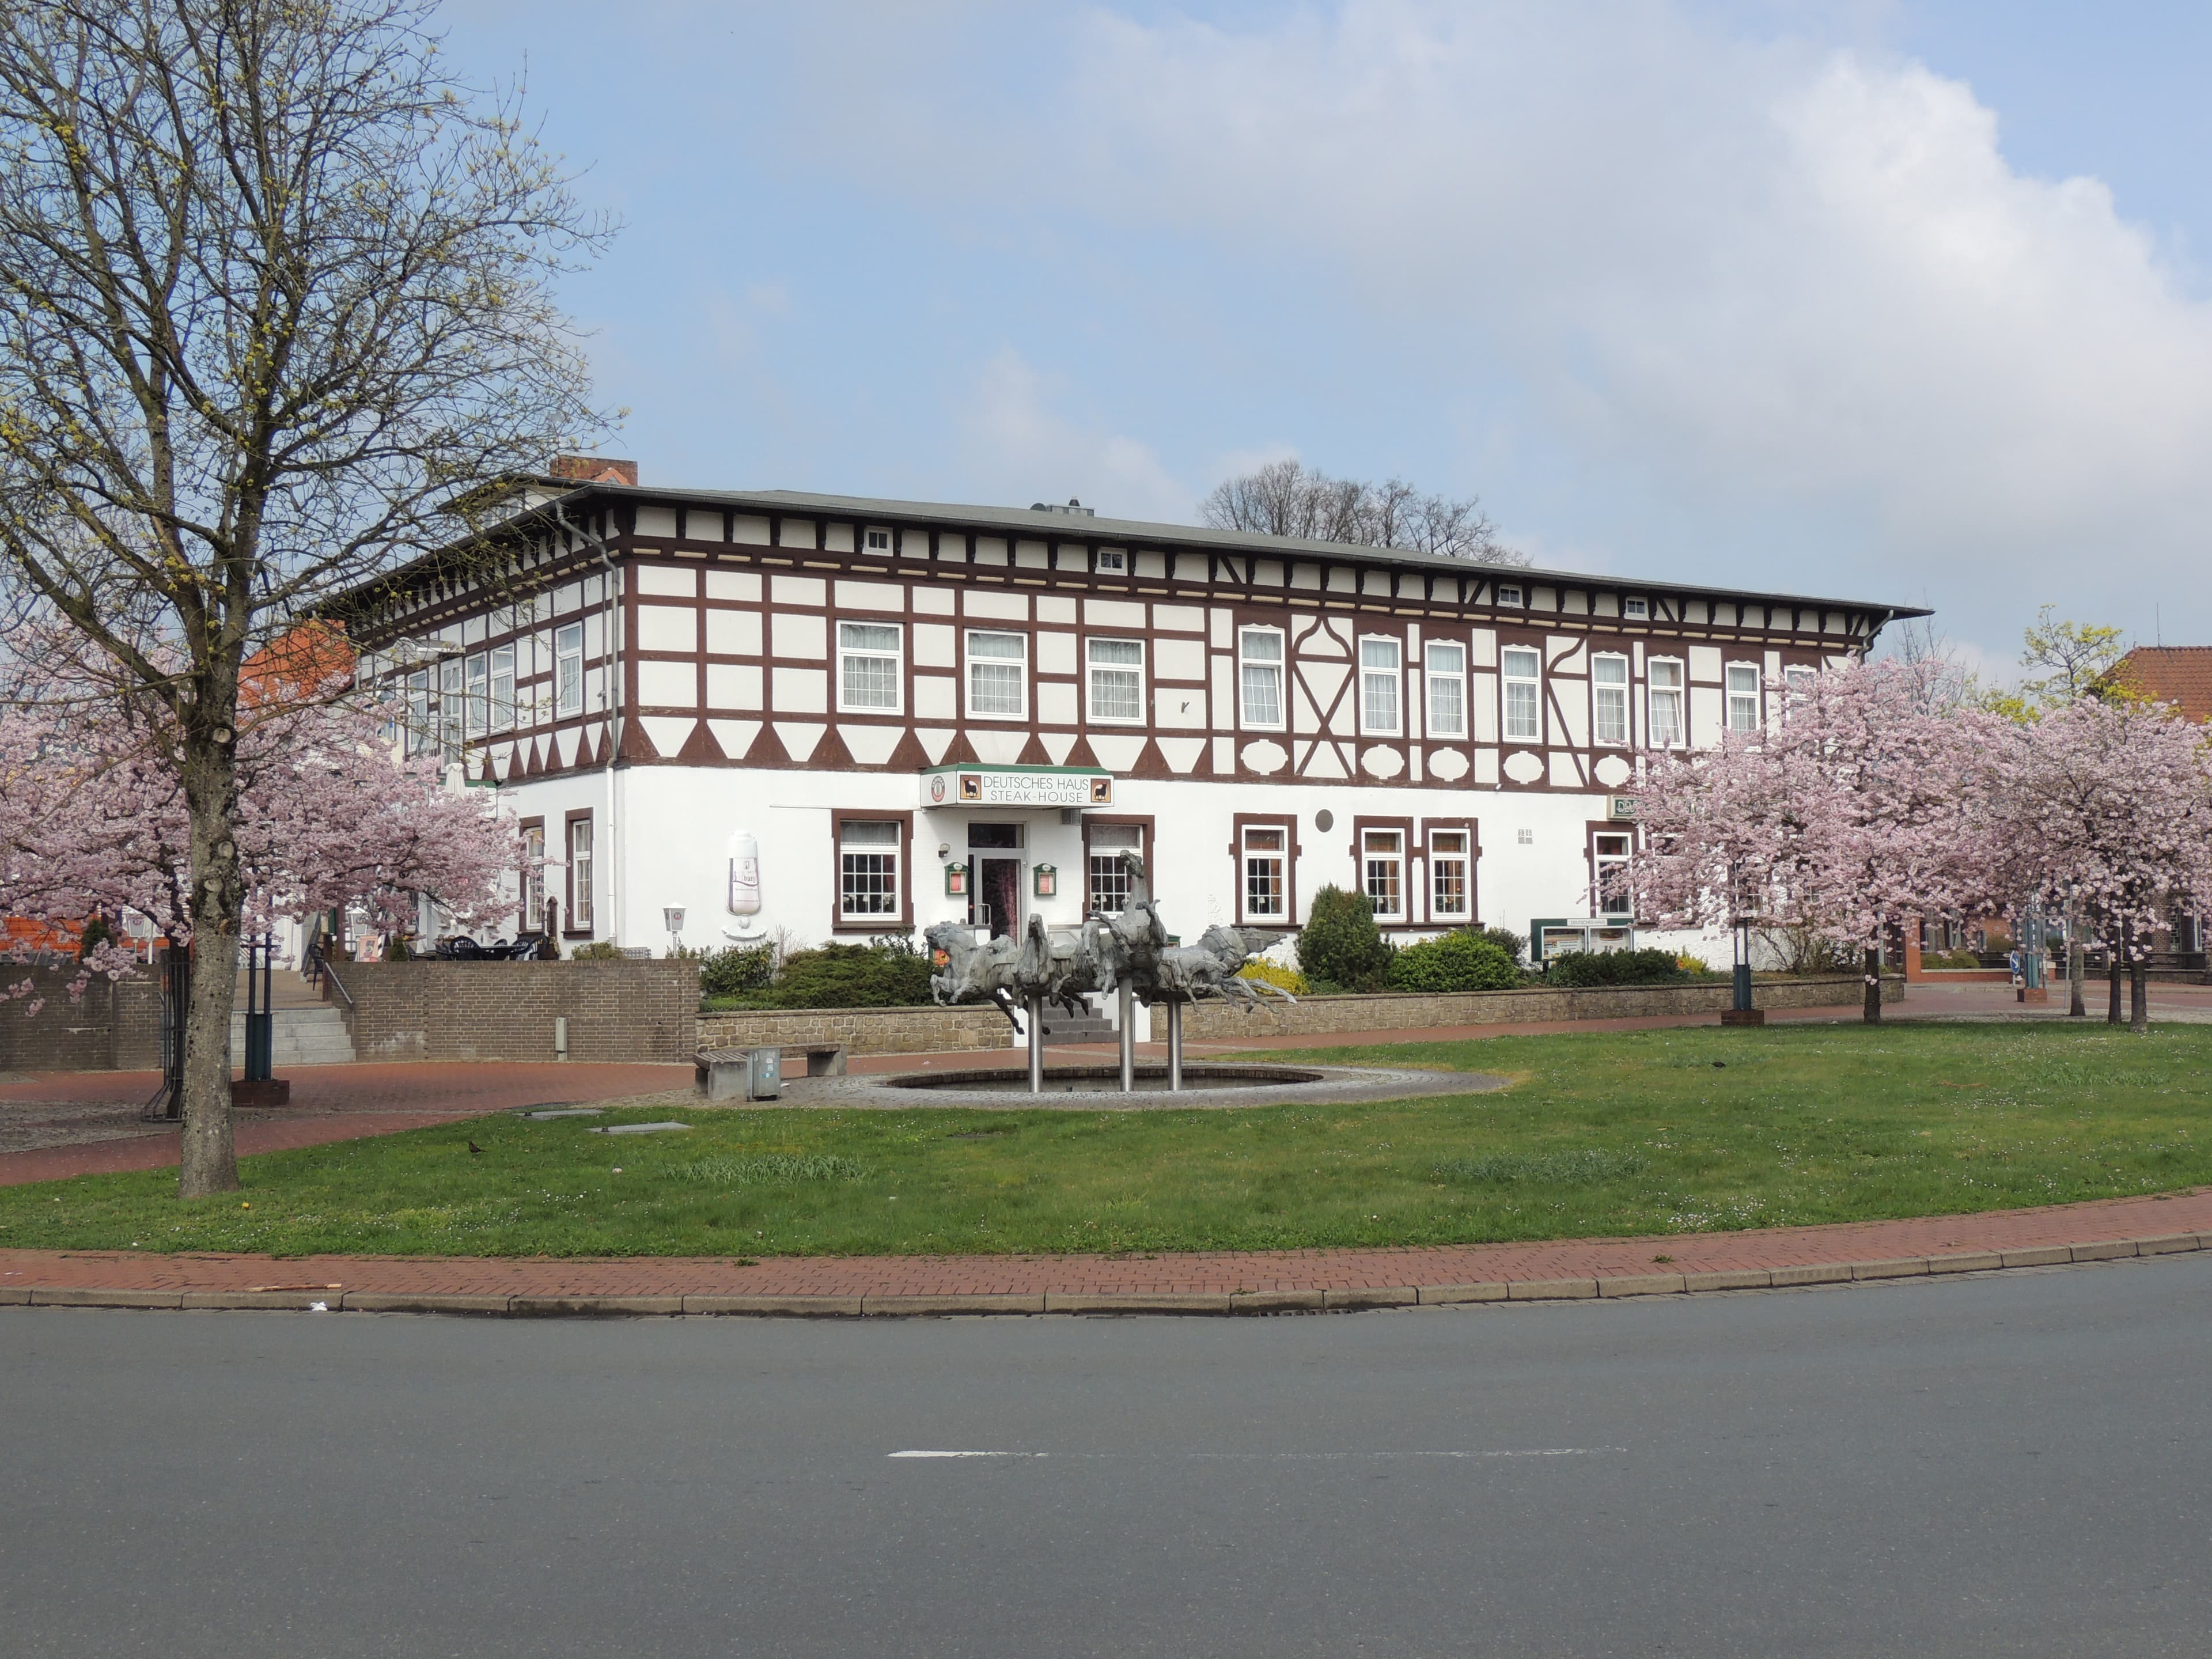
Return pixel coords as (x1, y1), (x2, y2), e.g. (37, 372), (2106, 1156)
(2111, 647), (2212, 722)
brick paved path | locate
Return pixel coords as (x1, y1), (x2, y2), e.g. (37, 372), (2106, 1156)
(3, 1187), (2205, 1315)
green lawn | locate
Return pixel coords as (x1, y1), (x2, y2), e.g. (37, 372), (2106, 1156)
(3, 1022), (2207, 1260)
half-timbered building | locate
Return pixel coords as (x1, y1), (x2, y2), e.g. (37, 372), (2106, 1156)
(339, 459), (1924, 966)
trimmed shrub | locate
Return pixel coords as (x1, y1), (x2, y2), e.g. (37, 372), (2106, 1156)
(699, 942), (776, 998)
(1471, 925), (1528, 965)
(1387, 930), (1521, 993)
(756, 943), (933, 1009)
(1297, 886), (1393, 993)
(1544, 947), (1706, 987)
(571, 940), (626, 961)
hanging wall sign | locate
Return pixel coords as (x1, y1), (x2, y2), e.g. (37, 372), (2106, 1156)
(919, 766), (1112, 809)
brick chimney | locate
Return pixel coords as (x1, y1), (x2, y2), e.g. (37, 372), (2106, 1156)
(548, 454), (639, 486)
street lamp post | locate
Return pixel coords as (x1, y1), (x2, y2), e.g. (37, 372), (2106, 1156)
(1721, 910), (1765, 1027)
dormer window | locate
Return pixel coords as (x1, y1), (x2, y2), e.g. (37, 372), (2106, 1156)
(1623, 596), (1649, 619)
(864, 527), (893, 554)
(1496, 584), (1524, 607)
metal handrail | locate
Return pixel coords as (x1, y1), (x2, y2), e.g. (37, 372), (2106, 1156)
(307, 940), (356, 1009)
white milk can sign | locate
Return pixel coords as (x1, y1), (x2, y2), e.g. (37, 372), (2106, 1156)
(922, 767), (1112, 809)
(726, 828), (762, 915)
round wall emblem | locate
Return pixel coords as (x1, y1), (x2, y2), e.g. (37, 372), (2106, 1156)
(929, 774), (947, 803)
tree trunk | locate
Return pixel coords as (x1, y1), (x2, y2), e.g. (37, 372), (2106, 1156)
(1862, 945), (1883, 1023)
(2130, 960), (2149, 1033)
(2107, 930), (2124, 1026)
(179, 736), (243, 1198)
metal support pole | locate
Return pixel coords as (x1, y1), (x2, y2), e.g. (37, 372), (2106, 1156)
(1733, 920), (1753, 1013)
(1118, 981), (1135, 1093)
(1167, 999), (1182, 1092)
(1027, 995), (1044, 1095)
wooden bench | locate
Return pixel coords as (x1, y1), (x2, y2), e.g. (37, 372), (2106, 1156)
(695, 1043), (847, 1102)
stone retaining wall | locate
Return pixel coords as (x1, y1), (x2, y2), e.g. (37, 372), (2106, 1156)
(1150, 974), (1902, 1042)
(0, 967), (163, 1073)
(697, 1002), (1012, 1057)
(324, 959), (698, 1063)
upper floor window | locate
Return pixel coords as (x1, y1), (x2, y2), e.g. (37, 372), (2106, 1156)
(406, 670), (430, 759)
(863, 527), (893, 553)
(1426, 641), (1465, 737)
(1623, 596), (1649, 619)
(838, 622), (903, 713)
(490, 644), (515, 733)
(1239, 628), (1284, 729)
(1359, 638), (1401, 734)
(1496, 584), (1524, 607)
(1502, 646), (1541, 742)
(1096, 548), (1127, 574)
(439, 657), (464, 761)
(1647, 658), (1685, 748)
(555, 623), (584, 718)
(1783, 664), (1817, 702)
(1362, 829), (1405, 922)
(1086, 638), (1144, 724)
(965, 630), (1028, 719)
(465, 652), (490, 738)
(1726, 662), (1762, 732)
(1430, 828), (1471, 920)
(1593, 653), (1629, 747)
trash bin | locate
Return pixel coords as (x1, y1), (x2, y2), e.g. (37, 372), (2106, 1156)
(746, 1046), (782, 1101)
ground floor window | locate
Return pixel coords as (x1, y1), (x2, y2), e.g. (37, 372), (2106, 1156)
(1086, 822), (1144, 914)
(1242, 824), (1288, 920)
(1362, 829), (1405, 922)
(1430, 828), (1471, 921)
(1594, 831), (1632, 918)
(838, 820), (902, 920)
(567, 814), (594, 931)
(521, 822), (545, 932)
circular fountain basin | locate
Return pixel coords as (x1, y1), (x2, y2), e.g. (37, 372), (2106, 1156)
(892, 1063), (1324, 1094)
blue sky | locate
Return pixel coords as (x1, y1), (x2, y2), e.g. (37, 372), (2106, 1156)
(440, 1), (2212, 678)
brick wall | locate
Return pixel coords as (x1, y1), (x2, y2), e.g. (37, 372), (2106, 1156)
(324, 960), (699, 1063)
(1152, 974), (1903, 1042)
(697, 1002), (1012, 1057)
(0, 967), (164, 1073)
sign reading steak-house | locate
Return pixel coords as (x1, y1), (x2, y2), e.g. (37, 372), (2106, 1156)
(923, 766), (1113, 809)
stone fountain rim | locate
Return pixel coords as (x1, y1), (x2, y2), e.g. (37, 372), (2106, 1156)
(787, 1062), (1508, 1112)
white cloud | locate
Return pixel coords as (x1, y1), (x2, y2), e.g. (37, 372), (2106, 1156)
(953, 347), (1196, 523)
(783, 1), (2212, 653)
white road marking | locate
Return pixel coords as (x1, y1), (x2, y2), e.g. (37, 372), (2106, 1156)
(889, 1448), (1623, 1460)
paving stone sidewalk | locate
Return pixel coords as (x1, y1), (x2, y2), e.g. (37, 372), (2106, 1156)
(4, 1185), (2206, 1316)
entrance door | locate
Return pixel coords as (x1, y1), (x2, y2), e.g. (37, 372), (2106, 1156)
(976, 857), (1022, 941)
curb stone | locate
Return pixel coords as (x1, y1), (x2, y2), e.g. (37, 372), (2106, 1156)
(1, 1234), (2203, 1320)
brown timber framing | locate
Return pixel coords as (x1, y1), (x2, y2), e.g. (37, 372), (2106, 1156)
(331, 485), (1916, 797)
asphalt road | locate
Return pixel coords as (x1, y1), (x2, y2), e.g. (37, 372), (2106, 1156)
(5, 1256), (2209, 1658)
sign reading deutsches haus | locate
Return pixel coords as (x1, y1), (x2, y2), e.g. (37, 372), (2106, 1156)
(921, 767), (1112, 809)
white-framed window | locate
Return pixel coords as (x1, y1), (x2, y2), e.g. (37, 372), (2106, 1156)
(1594, 832), (1632, 918)
(1239, 627), (1284, 729)
(1362, 829), (1406, 922)
(1647, 658), (1685, 748)
(465, 652), (489, 739)
(1425, 641), (1466, 737)
(1359, 637), (1402, 734)
(1592, 653), (1630, 747)
(1502, 646), (1541, 742)
(1496, 584), (1524, 607)
(1430, 829), (1471, 921)
(838, 620), (903, 713)
(965, 630), (1028, 719)
(1623, 596), (1649, 619)
(863, 526), (893, 553)
(522, 824), (545, 932)
(1517, 827), (1533, 846)
(406, 670), (430, 759)
(1726, 662), (1762, 732)
(440, 657), (464, 761)
(569, 816), (594, 929)
(1241, 824), (1288, 921)
(555, 623), (584, 718)
(838, 820), (902, 919)
(490, 644), (515, 732)
(1783, 664), (1817, 701)
(1096, 548), (1127, 574)
(1086, 637), (1144, 723)
(1087, 823), (1143, 914)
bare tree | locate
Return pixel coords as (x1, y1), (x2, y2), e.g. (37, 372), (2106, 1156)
(1880, 615), (1979, 713)
(0, 0), (612, 1196)
(1199, 460), (1528, 565)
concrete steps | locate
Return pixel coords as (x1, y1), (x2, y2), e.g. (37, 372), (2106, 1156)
(1031, 1002), (1118, 1046)
(229, 1005), (357, 1067)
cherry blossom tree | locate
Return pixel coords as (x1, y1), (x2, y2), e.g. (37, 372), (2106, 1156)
(1630, 658), (2008, 1022)
(1994, 698), (2212, 1032)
